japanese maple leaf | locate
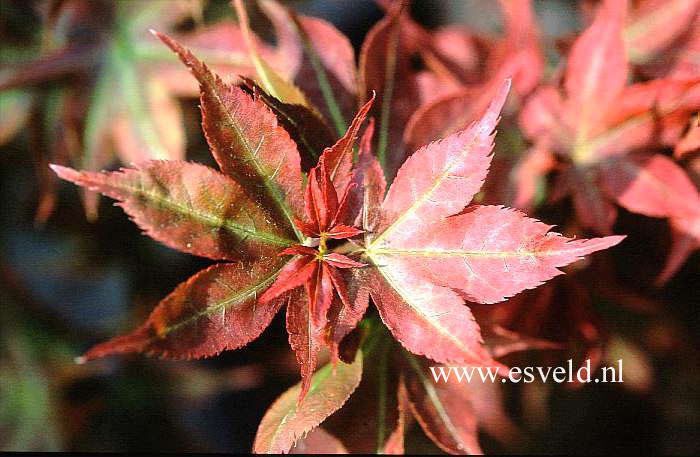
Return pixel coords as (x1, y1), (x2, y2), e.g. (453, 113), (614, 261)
(48, 26), (377, 402)
(518, 0), (700, 235)
(351, 78), (624, 370)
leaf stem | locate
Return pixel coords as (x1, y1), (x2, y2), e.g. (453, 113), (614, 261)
(376, 17), (401, 174)
(290, 14), (347, 137)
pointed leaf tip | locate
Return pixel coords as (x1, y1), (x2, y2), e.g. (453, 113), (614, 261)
(51, 164), (84, 184)
(480, 78), (511, 131)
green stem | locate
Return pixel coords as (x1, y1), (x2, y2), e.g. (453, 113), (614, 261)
(376, 20), (401, 174)
(291, 16), (347, 136)
(376, 340), (390, 453)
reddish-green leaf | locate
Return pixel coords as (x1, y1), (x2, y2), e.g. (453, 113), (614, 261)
(363, 81), (623, 366)
(239, 77), (335, 171)
(51, 161), (295, 261)
(372, 79), (510, 241)
(155, 32), (305, 237)
(373, 205), (625, 304)
(365, 264), (498, 367)
(78, 258), (288, 361)
(253, 348), (363, 454)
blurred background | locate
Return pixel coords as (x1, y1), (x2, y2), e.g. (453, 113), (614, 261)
(1, 0), (699, 453)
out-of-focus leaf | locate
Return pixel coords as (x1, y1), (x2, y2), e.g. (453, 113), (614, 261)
(0, 89), (33, 145)
(624, 0), (700, 64)
(657, 214), (700, 284)
(359, 0), (421, 178)
(402, 354), (482, 455)
(291, 11), (358, 135)
(289, 427), (347, 454)
(675, 116), (700, 158)
(600, 153), (700, 220)
(233, 0), (309, 107)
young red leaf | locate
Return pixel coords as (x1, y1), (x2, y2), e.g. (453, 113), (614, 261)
(347, 119), (385, 233)
(323, 95), (375, 196)
(258, 256), (318, 305)
(78, 259), (288, 361)
(286, 288), (326, 403)
(154, 32), (305, 237)
(325, 268), (370, 363)
(50, 161), (295, 261)
(253, 348), (363, 454)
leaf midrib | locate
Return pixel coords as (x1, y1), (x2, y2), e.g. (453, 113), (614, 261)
(109, 179), (295, 246)
(367, 247), (569, 258)
(208, 77), (304, 241)
(373, 262), (480, 361)
(369, 134), (481, 248)
(161, 263), (285, 337)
